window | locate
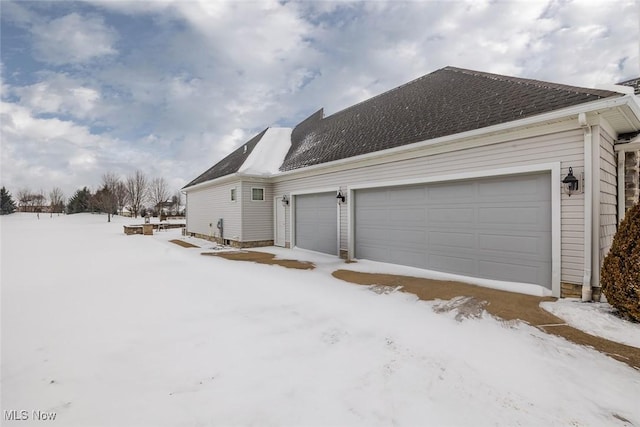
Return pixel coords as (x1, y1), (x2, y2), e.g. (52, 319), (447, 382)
(230, 188), (236, 201)
(251, 187), (264, 201)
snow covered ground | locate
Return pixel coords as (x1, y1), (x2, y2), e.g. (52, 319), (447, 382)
(2, 213), (639, 426)
(541, 299), (640, 348)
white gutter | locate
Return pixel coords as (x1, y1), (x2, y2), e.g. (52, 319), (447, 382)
(579, 112), (593, 302)
(274, 94), (639, 179)
(182, 173), (241, 192)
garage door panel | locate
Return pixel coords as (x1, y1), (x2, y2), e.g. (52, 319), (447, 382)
(295, 192), (337, 255)
(388, 208), (426, 224)
(389, 186), (427, 202)
(478, 234), (543, 256)
(478, 177), (538, 196)
(429, 208), (474, 223)
(428, 182), (474, 199)
(428, 253), (477, 275)
(478, 206), (549, 227)
(356, 245), (423, 266)
(478, 260), (548, 285)
(357, 208), (389, 225)
(429, 231), (475, 249)
(355, 172), (552, 289)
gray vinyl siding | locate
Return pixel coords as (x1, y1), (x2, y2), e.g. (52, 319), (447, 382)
(599, 127), (617, 267)
(241, 181), (274, 242)
(186, 180), (242, 240)
(274, 127), (585, 285)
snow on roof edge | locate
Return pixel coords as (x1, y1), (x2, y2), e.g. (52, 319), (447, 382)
(237, 127), (293, 176)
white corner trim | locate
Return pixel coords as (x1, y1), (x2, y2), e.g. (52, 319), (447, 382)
(550, 162), (561, 298)
(591, 127), (601, 289)
(347, 163), (562, 297)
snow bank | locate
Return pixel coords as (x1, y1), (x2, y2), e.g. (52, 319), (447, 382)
(341, 258), (553, 297)
(541, 298), (640, 348)
(2, 213), (639, 426)
(237, 127), (292, 176)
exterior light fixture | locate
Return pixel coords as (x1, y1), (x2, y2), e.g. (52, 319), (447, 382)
(562, 167), (580, 196)
(281, 195), (289, 206)
(336, 190), (346, 203)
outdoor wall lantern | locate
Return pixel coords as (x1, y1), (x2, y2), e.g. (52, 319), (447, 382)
(336, 190), (346, 204)
(281, 195), (289, 206)
(562, 167), (580, 196)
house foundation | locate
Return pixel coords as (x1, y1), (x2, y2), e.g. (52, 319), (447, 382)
(561, 282), (602, 301)
(187, 232), (273, 248)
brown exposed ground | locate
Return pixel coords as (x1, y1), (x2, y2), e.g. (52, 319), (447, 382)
(169, 239), (200, 248)
(332, 270), (640, 370)
(202, 250), (315, 270)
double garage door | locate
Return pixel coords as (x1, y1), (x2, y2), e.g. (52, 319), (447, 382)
(354, 173), (552, 289)
(294, 173), (551, 289)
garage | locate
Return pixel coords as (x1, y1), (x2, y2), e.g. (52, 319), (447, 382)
(295, 192), (338, 255)
(354, 173), (552, 288)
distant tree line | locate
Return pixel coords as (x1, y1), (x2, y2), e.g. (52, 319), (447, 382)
(0, 170), (184, 221)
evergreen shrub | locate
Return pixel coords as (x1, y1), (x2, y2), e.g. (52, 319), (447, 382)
(601, 203), (640, 322)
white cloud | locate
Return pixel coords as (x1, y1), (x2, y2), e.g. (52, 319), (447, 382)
(13, 73), (100, 119)
(32, 12), (117, 65)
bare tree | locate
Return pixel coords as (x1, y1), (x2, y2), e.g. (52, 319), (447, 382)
(125, 170), (148, 218)
(149, 177), (169, 218)
(32, 190), (46, 212)
(96, 172), (119, 222)
(171, 191), (182, 215)
(16, 188), (31, 212)
(49, 187), (65, 216)
(16, 188), (47, 213)
(114, 181), (127, 216)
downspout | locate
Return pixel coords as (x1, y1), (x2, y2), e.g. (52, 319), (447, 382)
(579, 113), (593, 302)
(617, 150), (625, 223)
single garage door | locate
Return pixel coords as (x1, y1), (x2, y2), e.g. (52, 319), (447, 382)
(354, 173), (552, 288)
(295, 192), (338, 255)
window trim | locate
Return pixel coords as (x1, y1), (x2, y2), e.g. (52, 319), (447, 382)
(251, 187), (265, 202)
(230, 187), (237, 202)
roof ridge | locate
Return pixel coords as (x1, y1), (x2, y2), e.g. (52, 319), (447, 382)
(183, 127), (269, 188)
(443, 66), (619, 98)
(322, 69), (446, 119)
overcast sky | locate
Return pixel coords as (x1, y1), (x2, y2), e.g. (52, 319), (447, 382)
(1, 0), (639, 199)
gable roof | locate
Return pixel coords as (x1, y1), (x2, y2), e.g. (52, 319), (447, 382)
(184, 128), (268, 188)
(183, 127), (293, 189)
(618, 77), (640, 95)
(280, 66), (621, 171)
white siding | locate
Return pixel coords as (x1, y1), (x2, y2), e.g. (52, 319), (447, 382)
(599, 127), (617, 267)
(186, 180), (242, 240)
(241, 181), (274, 242)
(274, 127), (585, 284)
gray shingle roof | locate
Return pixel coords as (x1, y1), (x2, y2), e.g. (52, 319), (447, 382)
(618, 77), (640, 95)
(184, 128), (268, 188)
(280, 66), (620, 171)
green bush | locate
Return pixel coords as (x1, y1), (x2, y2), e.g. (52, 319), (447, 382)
(601, 203), (640, 322)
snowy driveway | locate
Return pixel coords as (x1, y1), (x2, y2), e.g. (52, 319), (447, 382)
(2, 214), (639, 426)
